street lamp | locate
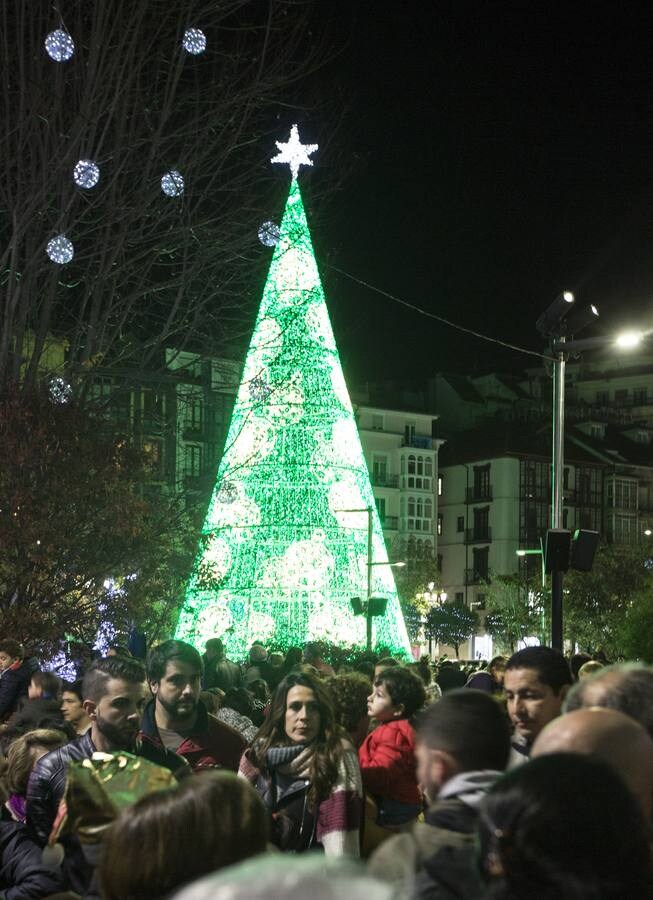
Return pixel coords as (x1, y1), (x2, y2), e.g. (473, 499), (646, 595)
(537, 292), (644, 650)
(337, 505), (404, 650)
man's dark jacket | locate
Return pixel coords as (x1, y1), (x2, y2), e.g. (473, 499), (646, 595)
(140, 698), (246, 771)
(0, 657), (40, 720)
(26, 728), (188, 846)
(0, 820), (65, 899)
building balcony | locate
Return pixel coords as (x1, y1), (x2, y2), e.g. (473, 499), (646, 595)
(371, 473), (399, 489)
(465, 527), (492, 544)
(401, 436), (433, 450)
(381, 516), (399, 530)
(466, 485), (493, 503)
(465, 568), (487, 585)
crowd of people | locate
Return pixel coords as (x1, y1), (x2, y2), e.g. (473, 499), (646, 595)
(0, 634), (650, 899)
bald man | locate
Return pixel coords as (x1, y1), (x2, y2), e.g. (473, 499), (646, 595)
(532, 707), (653, 820)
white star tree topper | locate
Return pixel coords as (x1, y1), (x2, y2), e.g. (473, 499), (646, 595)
(270, 124), (318, 179)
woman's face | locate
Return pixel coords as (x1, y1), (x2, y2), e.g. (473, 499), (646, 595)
(284, 685), (321, 744)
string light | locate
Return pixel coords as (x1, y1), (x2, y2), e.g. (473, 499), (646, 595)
(48, 376), (72, 404)
(45, 29), (75, 62)
(73, 159), (100, 189)
(161, 170), (184, 197)
(182, 28), (206, 55)
(46, 235), (74, 265)
(258, 221), (280, 247)
(175, 177), (411, 658)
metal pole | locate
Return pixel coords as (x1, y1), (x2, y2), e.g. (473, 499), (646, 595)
(366, 505), (373, 651)
(551, 338), (565, 651)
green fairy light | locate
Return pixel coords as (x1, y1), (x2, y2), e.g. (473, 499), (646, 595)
(175, 133), (410, 658)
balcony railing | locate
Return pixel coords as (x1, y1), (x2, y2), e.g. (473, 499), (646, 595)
(465, 568), (487, 585)
(401, 436), (433, 449)
(381, 516), (399, 530)
(466, 485), (493, 503)
(465, 527), (492, 544)
(371, 473), (399, 489)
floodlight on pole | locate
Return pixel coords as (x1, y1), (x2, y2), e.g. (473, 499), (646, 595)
(536, 290), (575, 338)
(615, 331), (643, 349)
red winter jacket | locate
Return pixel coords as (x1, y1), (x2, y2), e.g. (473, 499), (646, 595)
(358, 717), (420, 806)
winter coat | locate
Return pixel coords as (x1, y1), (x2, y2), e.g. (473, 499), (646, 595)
(368, 770), (501, 900)
(139, 698), (246, 772)
(358, 717), (421, 806)
(26, 728), (188, 846)
(0, 820), (65, 899)
(239, 738), (363, 857)
(12, 698), (67, 732)
(0, 657), (40, 720)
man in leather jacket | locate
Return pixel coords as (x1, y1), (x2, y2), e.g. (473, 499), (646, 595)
(26, 655), (188, 846)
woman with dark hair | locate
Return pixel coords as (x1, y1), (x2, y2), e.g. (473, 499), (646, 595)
(282, 646), (303, 675)
(99, 771), (268, 900)
(478, 753), (653, 900)
(238, 670), (363, 856)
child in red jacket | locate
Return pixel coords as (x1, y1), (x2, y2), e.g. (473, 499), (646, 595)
(358, 666), (426, 828)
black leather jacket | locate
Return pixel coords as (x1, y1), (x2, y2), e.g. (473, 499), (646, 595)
(26, 730), (188, 845)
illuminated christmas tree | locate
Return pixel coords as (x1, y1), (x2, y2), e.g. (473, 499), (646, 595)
(175, 127), (411, 657)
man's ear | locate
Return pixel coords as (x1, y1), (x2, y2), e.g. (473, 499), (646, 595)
(149, 680), (159, 697)
(83, 699), (97, 721)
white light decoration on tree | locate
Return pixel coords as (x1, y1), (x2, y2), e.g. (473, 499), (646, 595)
(270, 124), (318, 180)
(161, 170), (185, 197)
(182, 28), (207, 55)
(175, 167), (411, 658)
(46, 235), (74, 265)
(258, 221), (280, 247)
(48, 376), (73, 404)
(45, 29), (75, 62)
(73, 159), (100, 189)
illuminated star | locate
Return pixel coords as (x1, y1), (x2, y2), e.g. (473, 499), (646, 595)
(270, 124), (318, 179)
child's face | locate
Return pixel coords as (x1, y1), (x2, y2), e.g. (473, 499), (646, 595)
(367, 679), (403, 722)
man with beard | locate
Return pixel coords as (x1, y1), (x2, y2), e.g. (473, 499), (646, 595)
(141, 639), (245, 771)
(26, 655), (188, 844)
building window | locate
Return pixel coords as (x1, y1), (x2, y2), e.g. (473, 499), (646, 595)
(185, 444), (202, 478)
(185, 395), (203, 432)
(372, 414), (384, 431)
(607, 478), (638, 510)
(473, 546), (489, 580)
(372, 455), (388, 483)
(455, 592), (464, 603)
(473, 464), (491, 500)
(425, 458), (433, 477)
(375, 497), (386, 523)
(596, 390), (609, 404)
(634, 387), (647, 405)
(457, 516), (464, 532)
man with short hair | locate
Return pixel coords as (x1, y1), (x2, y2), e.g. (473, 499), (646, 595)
(60, 680), (92, 735)
(26, 656), (187, 846)
(141, 639), (245, 771)
(303, 642), (335, 677)
(369, 689), (510, 898)
(564, 662), (653, 739)
(203, 638), (241, 691)
(532, 707), (653, 821)
(503, 646), (572, 765)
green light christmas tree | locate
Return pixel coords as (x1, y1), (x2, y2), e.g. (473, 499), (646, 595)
(175, 126), (411, 657)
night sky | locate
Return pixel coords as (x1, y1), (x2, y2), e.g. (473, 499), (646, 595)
(302, 3), (653, 385)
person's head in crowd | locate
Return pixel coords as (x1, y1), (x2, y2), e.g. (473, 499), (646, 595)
(488, 655), (507, 686)
(407, 659), (432, 686)
(99, 771), (268, 900)
(199, 690), (221, 716)
(415, 689), (510, 802)
(569, 652), (592, 680)
(302, 642), (322, 664)
(27, 671), (61, 701)
(247, 679), (269, 704)
(82, 655), (148, 752)
(147, 640), (203, 730)
(249, 643), (268, 665)
(564, 662), (653, 739)
(106, 643), (132, 658)
(203, 638), (224, 662)
(503, 647), (572, 745)
(325, 673), (370, 747)
(0, 639), (23, 671)
(577, 659), (603, 679)
(373, 656), (400, 682)
(268, 652), (283, 670)
(6, 728), (68, 802)
(532, 707), (653, 820)
(222, 688), (255, 719)
(283, 646), (303, 672)
(171, 855), (397, 900)
(61, 679), (91, 734)
(353, 659), (375, 681)
(368, 666), (426, 724)
(477, 754), (653, 899)
(250, 670), (340, 805)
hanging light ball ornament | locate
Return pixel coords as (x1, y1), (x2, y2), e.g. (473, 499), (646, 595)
(45, 29), (75, 62)
(73, 159), (100, 189)
(258, 221), (280, 247)
(182, 28), (207, 55)
(48, 376), (73, 405)
(46, 235), (74, 265)
(249, 376), (271, 404)
(217, 481), (237, 505)
(161, 170), (185, 197)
